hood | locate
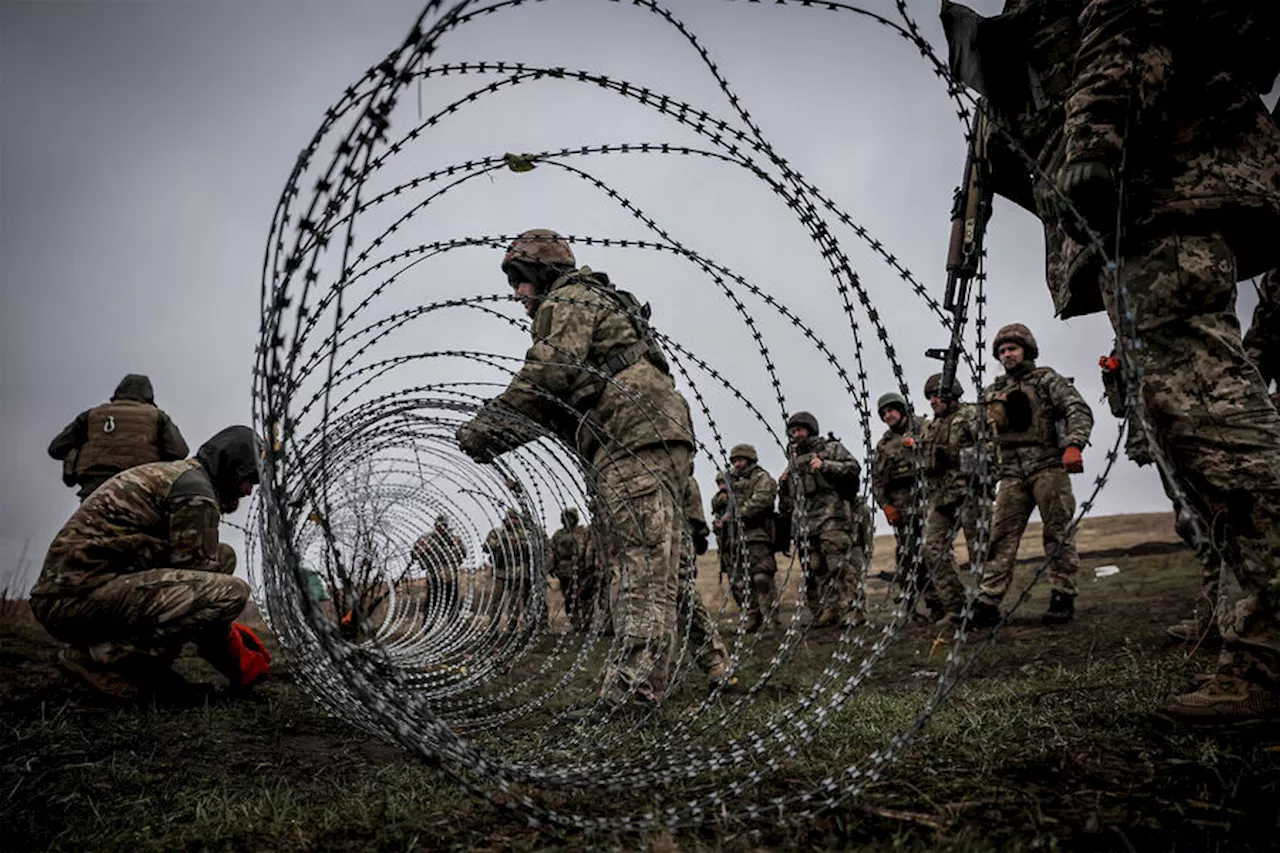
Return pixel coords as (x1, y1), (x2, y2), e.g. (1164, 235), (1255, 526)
(196, 425), (262, 503)
(112, 374), (155, 404)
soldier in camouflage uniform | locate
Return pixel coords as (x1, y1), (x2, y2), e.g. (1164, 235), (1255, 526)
(678, 472), (733, 689)
(411, 515), (467, 625)
(725, 443), (779, 632)
(919, 374), (983, 624)
(973, 325), (1093, 628)
(709, 470), (743, 607)
(48, 374), (189, 502)
(483, 508), (535, 634)
(872, 392), (927, 607)
(777, 411), (866, 627)
(30, 425), (266, 699)
(942, 1), (1280, 719)
(549, 507), (591, 632)
(457, 229), (694, 707)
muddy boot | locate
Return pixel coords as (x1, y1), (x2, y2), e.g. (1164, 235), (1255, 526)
(743, 608), (763, 633)
(1166, 612), (1220, 645)
(953, 600), (1001, 630)
(1041, 590), (1076, 625)
(57, 647), (143, 700)
(705, 657), (739, 693)
(1161, 674), (1280, 725)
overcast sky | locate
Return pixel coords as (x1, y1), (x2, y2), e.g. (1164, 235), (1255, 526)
(2, 0), (1268, 590)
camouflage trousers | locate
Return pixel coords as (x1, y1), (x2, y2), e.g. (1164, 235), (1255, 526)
(716, 534), (744, 607)
(980, 467), (1079, 606)
(490, 572), (539, 633)
(739, 541), (778, 624)
(31, 543), (247, 666)
(890, 503), (927, 602)
(923, 497), (981, 614)
(600, 444), (690, 705)
(799, 522), (860, 616)
(674, 548), (728, 674)
(1106, 231), (1280, 683)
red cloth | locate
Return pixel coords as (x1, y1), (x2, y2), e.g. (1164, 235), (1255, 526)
(883, 505), (903, 527)
(225, 622), (272, 687)
(1062, 446), (1084, 474)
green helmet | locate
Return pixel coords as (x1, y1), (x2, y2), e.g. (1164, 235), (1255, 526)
(992, 323), (1039, 360)
(728, 443), (758, 463)
(785, 411), (820, 436)
(876, 392), (907, 417)
(923, 373), (963, 400)
(561, 507), (579, 525)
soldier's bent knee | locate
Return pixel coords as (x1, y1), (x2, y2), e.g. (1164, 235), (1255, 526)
(217, 543), (237, 575)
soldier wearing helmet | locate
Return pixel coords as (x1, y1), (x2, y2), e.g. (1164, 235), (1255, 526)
(918, 373), (984, 623)
(411, 515), (468, 625)
(723, 443), (778, 632)
(482, 507), (541, 635)
(457, 229), (694, 708)
(872, 390), (926, 609)
(777, 412), (867, 627)
(709, 469), (740, 604)
(973, 324), (1093, 629)
(679, 471), (734, 690)
(548, 507), (591, 633)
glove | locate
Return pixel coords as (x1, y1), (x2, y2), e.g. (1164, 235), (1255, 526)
(225, 622), (272, 687)
(1062, 446), (1084, 474)
(692, 531), (709, 556)
(883, 505), (903, 527)
(456, 420), (494, 463)
(1058, 160), (1117, 245)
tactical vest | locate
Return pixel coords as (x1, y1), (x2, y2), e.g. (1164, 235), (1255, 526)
(75, 400), (161, 476)
(988, 369), (1060, 448)
(550, 528), (584, 572)
(878, 427), (918, 485)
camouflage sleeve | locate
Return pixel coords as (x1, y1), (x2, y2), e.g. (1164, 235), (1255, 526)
(683, 477), (707, 528)
(168, 494), (222, 571)
(48, 411), (89, 460)
(1046, 371), (1095, 449)
(1244, 269), (1280, 387)
(737, 469), (777, 521)
(870, 445), (888, 506)
(157, 411), (190, 461)
(1064, 0), (1172, 168)
(818, 441), (861, 491)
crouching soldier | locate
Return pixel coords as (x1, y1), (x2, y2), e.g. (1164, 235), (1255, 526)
(30, 425), (269, 699)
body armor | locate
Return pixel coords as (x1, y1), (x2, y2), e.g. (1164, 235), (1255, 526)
(75, 400), (161, 477)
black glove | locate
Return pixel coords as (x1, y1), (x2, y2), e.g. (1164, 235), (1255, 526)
(1058, 160), (1117, 246)
(692, 531), (709, 556)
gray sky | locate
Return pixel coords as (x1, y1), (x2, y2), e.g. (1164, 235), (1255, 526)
(1, 0), (1265, 589)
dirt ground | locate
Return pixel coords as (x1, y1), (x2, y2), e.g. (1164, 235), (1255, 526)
(3, 512), (1277, 852)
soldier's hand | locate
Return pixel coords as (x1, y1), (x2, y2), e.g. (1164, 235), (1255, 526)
(778, 468), (789, 482)
(809, 456), (823, 471)
(456, 421), (494, 463)
(692, 531), (709, 556)
(1058, 160), (1117, 244)
(883, 505), (903, 527)
(1062, 446), (1084, 474)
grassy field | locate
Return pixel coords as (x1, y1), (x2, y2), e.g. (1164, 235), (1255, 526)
(3, 513), (1277, 852)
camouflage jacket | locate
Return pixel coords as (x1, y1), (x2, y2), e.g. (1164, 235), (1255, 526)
(1244, 267), (1279, 390)
(548, 524), (589, 578)
(983, 361), (1093, 477)
(412, 528), (467, 574)
(969, 0), (1280, 319)
(921, 403), (980, 506)
(709, 484), (732, 548)
(483, 520), (535, 581)
(726, 462), (777, 545)
(778, 434), (862, 534)
(467, 267), (694, 466)
(683, 476), (709, 539)
(32, 459), (222, 597)
(872, 415), (923, 509)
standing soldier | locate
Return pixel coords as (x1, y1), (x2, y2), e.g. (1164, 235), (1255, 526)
(873, 392), (926, 605)
(30, 425), (268, 699)
(679, 471), (734, 689)
(724, 444), (779, 632)
(777, 411), (864, 627)
(411, 515), (468, 625)
(456, 229), (694, 709)
(549, 507), (591, 632)
(941, 2), (1280, 720)
(709, 470), (742, 606)
(919, 374), (982, 624)
(48, 374), (189, 502)
(974, 324), (1093, 628)
(483, 508), (534, 634)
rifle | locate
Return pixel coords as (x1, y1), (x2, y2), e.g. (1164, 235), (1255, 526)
(926, 107), (992, 401)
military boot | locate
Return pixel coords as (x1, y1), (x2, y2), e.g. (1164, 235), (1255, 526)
(1161, 674), (1280, 725)
(706, 658), (740, 693)
(1166, 611), (1220, 645)
(57, 647), (144, 700)
(952, 600), (1001, 630)
(1041, 590), (1076, 625)
(743, 608), (764, 633)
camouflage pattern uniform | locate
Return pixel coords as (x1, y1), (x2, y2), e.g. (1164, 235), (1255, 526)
(676, 475), (730, 683)
(709, 472), (742, 607)
(30, 426), (259, 691)
(945, 0), (1280, 714)
(726, 444), (779, 632)
(919, 374), (982, 621)
(483, 510), (536, 633)
(48, 374), (189, 501)
(872, 394), (926, 598)
(549, 508), (592, 632)
(457, 230), (694, 705)
(981, 325), (1093, 619)
(778, 412), (865, 626)
(411, 518), (467, 623)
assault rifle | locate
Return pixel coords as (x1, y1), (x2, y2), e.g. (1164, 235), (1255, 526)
(926, 108), (992, 401)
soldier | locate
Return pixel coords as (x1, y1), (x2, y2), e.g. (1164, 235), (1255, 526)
(709, 470), (742, 607)
(972, 325), (1094, 628)
(872, 392), (926, 606)
(941, 1), (1280, 719)
(48, 374), (189, 502)
(724, 443), (779, 632)
(483, 508), (534, 634)
(549, 507), (591, 632)
(919, 373), (983, 624)
(456, 229), (694, 708)
(777, 411), (865, 627)
(678, 471), (734, 689)
(411, 515), (467, 625)
(29, 425), (269, 699)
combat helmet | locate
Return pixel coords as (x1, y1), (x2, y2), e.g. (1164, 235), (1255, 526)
(923, 373), (964, 400)
(992, 323), (1039, 360)
(501, 229), (576, 290)
(728, 443), (758, 463)
(785, 411), (820, 437)
(561, 507), (579, 525)
(876, 392), (907, 417)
